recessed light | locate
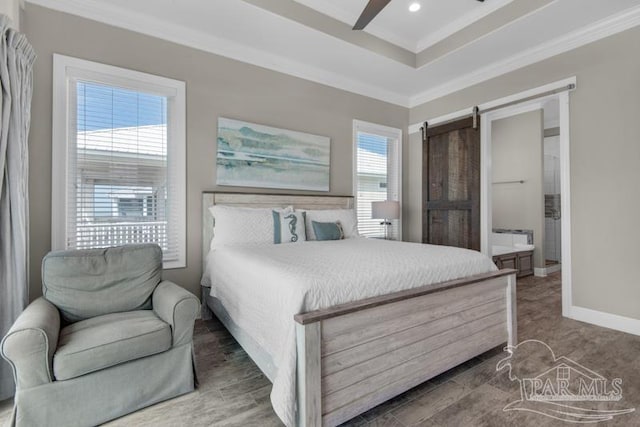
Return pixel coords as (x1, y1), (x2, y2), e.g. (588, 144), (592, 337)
(409, 2), (421, 12)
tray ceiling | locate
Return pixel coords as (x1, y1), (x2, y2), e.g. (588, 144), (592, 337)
(294, 0), (514, 52)
(27, 0), (640, 107)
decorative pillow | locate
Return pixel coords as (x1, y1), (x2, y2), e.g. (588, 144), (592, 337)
(209, 205), (292, 249)
(298, 209), (359, 240)
(312, 221), (344, 241)
(273, 211), (307, 244)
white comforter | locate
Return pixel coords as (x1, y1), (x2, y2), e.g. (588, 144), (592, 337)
(201, 238), (497, 426)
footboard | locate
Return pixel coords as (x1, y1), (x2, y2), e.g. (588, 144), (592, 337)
(294, 269), (517, 427)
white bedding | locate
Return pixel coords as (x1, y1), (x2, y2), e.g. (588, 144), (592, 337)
(201, 238), (497, 426)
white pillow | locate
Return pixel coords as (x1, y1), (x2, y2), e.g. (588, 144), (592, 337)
(297, 208), (359, 240)
(209, 205), (292, 249)
(273, 211), (307, 244)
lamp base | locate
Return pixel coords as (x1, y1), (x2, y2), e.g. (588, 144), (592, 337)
(379, 220), (392, 240)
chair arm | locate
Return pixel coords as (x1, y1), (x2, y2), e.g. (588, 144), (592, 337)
(153, 281), (199, 347)
(1, 298), (60, 389)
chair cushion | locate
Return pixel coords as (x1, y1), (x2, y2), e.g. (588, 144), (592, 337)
(42, 244), (162, 322)
(53, 310), (171, 381)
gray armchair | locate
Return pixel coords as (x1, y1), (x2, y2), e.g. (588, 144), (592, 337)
(1, 244), (199, 427)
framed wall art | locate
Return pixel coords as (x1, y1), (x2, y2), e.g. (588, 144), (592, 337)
(216, 117), (330, 191)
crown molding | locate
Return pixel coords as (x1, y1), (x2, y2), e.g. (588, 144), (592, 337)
(408, 4), (640, 108)
(415, 0), (514, 53)
(26, 0), (411, 107)
(295, 0), (514, 54)
(244, 0), (415, 67)
(408, 76), (576, 134)
(415, 0), (554, 69)
(25, 1), (640, 111)
(292, 0), (416, 52)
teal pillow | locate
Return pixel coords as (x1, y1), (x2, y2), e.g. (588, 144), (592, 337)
(273, 211), (307, 244)
(312, 221), (344, 241)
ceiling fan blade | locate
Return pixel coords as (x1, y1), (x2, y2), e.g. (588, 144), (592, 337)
(353, 0), (392, 30)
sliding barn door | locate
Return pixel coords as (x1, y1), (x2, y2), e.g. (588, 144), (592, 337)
(422, 117), (480, 250)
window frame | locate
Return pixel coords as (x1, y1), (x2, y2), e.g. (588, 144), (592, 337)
(352, 119), (403, 240)
(52, 54), (186, 268)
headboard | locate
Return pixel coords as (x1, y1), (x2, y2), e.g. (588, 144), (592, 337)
(201, 192), (354, 269)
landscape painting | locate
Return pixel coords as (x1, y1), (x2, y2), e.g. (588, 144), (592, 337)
(216, 117), (330, 191)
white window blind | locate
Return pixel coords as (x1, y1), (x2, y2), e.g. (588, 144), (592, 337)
(354, 121), (402, 240)
(52, 55), (186, 268)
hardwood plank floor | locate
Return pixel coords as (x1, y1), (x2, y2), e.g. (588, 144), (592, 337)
(1, 272), (639, 426)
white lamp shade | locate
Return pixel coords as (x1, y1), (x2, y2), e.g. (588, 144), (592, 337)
(371, 200), (400, 220)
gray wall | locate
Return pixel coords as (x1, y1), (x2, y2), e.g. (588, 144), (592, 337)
(491, 110), (545, 268)
(24, 4), (640, 322)
(408, 26), (640, 320)
(23, 4), (408, 300)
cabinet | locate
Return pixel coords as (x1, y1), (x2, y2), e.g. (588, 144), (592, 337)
(493, 250), (533, 278)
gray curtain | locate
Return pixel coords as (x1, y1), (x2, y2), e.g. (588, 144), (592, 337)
(0, 14), (35, 401)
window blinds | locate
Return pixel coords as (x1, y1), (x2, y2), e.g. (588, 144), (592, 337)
(356, 132), (400, 239)
(67, 80), (179, 261)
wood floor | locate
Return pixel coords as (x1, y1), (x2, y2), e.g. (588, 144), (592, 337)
(1, 272), (639, 426)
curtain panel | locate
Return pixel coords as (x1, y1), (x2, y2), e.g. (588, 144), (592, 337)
(0, 14), (35, 401)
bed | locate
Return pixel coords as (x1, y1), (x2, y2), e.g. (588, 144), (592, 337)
(200, 192), (517, 427)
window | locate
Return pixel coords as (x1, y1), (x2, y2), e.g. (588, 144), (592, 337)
(353, 120), (402, 240)
(52, 55), (186, 268)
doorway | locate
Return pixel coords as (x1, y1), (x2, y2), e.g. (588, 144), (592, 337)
(480, 88), (572, 317)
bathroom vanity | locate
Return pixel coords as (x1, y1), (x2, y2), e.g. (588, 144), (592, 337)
(492, 230), (535, 278)
(492, 250), (533, 278)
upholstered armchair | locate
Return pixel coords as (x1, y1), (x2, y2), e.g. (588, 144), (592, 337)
(1, 244), (199, 427)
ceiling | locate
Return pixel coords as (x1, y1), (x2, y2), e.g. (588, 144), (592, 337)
(294, 0), (514, 52)
(28, 0), (640, 107)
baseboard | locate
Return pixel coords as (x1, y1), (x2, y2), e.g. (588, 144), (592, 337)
(533, 264), (562, 277)
(534, 268), (547, 277)
(545, 263), (562, 274)
(569, 305), (640, 336)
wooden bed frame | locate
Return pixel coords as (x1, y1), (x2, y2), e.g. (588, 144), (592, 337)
(201, 192), (517, 427)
